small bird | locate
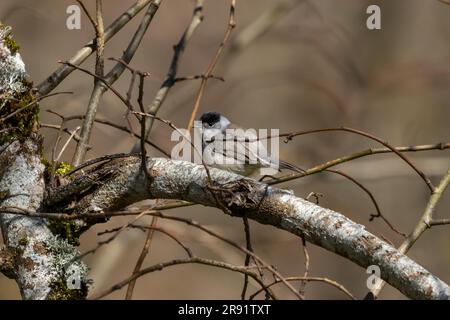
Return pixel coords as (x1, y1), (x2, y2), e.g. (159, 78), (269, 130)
(199, 111), (303, 177)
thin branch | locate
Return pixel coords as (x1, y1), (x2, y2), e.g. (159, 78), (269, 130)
(36, 0), (155, 95)
(298, 237), (309, 298)
(280, 127), (436, 192)
(7, 153), (450, 300)
(40, 123), (82, 143)
(94, 0), (105, 79)
(0, 92), (73, 123)
(241, 216), (253, 300)
(78, 211), (150, 259)
(98, 224), (194, 258)
(138, 211), (301, 299)
(429, 219), (450, 226)
(56, 126), (81, 162)
(45, 111), (169, 157)
(125, 217), (157, 299)
(249, 276), (355, 300)
(2, 205), (299, 299)
(231, 0), (305, 52)
(91, 256), (273, 300)
(76, 1), (98, 30)
(326, 168), (406, 237)
(72, 1), (162, 166)
(186, 0), (236, 130)
(370, 168), (450, 298)
(270, 142), (449, 186)
(131, 0), (206, 152)
(57, 61), (133, 110)
(135, 224), (194, 258)
(174, 74), (224, 82)
(75, 157), (447, 300)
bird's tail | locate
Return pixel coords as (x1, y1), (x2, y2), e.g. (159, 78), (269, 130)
(279, 160), (305, 174)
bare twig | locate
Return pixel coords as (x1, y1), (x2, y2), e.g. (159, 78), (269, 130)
(71, 0), (106, 167)
(231, 0), (305, 52)
(0, 92), (73, 123)
(429, 219), (450, 226)
(36, 0), (155, 95)
(40, 123), (82, 143)
(96, 224), (193, 258)
(56, 126), (81, 162)
(270, 142), (449, 186)
(326, 168), (406, 237)
(78, 210), (150, 259)
(370, 168), (450, 298)
(174, 74), (224, 82)
(186, 0), (237, 130)
(94, 0), (105, 79)
(72, 1), (162, 166)
(131, 0), (206, 153)
(241, 216), (253, 300)
(125, 217), (157, 299)
(91, 256), (273, 300)
(76, 1), (97, 30)
(57, 61), (133, 110)
(46, 109), (82, 164)
(270, 127), (438, 192)
(2, 205), (300, 299)
(249, 276), (355, 300)
(45, 111), (169, 157)
(134, 224), (194, 258)
(298, 237), (309, 298)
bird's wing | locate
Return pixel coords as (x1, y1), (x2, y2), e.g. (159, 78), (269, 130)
(222, 129), (275, 168)
(205, 124), (303, 174)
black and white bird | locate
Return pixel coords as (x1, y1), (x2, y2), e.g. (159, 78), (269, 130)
(199, 111), (303, 177)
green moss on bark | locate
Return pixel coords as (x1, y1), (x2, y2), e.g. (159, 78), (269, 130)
(4, 35), (19, 55)
(47, 278), (88, 300)
(0, 80), (39, 143)
(48, 220), (81, 246)
(0, 30), (39, 144)
(41, 159), (74, 181)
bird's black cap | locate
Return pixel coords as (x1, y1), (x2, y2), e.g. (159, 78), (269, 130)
(200, 112), (221, 126)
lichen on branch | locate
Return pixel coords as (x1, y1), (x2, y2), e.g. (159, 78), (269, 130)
(0, 23), (89, 300)
(0, 23), (39, 143)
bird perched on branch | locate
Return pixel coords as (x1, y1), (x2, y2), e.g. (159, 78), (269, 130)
(199, 111), (303, 177)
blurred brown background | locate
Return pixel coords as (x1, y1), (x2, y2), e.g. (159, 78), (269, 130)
(1, 0), (449, 299)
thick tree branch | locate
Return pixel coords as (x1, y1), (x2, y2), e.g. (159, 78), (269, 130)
(0, 24), (88, 300)
(52, 156), (450, 300)
(370, 168), (450, 298)
(0, 139), (88, 299)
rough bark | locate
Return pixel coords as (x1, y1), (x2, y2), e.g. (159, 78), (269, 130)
(0, 23), (88, 300)
(55, 156), (450, 300)
(1, 18), (450, 300)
